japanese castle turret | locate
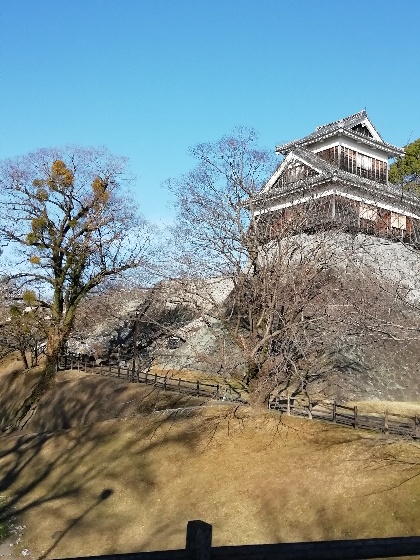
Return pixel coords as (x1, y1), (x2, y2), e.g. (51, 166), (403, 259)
(255, 110), (420, 243)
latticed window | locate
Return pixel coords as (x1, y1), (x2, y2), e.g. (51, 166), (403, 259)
(342, 148), (357, 173)
(317, 146), (339, 165)
(359, 203), (378, 221)
(391, 212), (407, 230)
(317, 146), (387, 183)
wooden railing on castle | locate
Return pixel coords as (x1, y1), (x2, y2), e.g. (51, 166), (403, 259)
(58, 519), (420, 560)
(58, 355), (420, 440)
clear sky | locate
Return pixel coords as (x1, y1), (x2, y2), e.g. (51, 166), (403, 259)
(1, 0), (420, 224)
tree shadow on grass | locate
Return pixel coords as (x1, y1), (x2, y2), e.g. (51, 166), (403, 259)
(38, 488), (114, 560)
(0, 379), (208, 558)
(19, 372), (207, 434)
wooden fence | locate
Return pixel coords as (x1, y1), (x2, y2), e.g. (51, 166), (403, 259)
(58, 519), (420, 559)
(57, 356), (247, 403)
(58, 355), (420, 440)
(269, 395), (420, 439)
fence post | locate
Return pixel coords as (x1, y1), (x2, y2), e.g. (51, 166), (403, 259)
(196, 380), (200, 396)
(332, 401), (337, 422)
(70, 358), (73, 370)
(384, 410), (389, 435)
(287, 392), (291, 415)
(164, 375), (167, 391)
(178, 378), (181, 393)
(354, 405), (358, 429)
(216, 384), (219, 399)
(154, 373), (157, 386)
(99, 364), (103, 376)
(84, 359), (87, 373)
(108, 363), (112, 376)
(185, 520), (212, 560)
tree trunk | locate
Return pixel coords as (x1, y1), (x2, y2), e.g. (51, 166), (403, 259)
(31, 343), (38, 367)
(18, 345), (29, 369)
(44, 327), (64, 384)
(10, 329), (65, 429)
(244, 361), (258, 386)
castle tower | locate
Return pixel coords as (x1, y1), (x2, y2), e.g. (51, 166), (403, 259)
(255, 111), (420, 243)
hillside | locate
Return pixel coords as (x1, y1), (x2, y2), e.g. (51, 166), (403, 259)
(0, 361), (206, 434)
(2, 364), (420, 558)
(67, 232), (420, 403)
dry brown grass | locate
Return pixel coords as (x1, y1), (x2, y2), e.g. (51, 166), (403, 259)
(0, 366), (206, 434)
(0, 355), (45, 430)
(2, 406), (420, 559)
(3, 360), (420, 558)
(348, 400), (420, 418)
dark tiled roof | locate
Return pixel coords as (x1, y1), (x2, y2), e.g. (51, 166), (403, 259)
(276, 111), (404, 157)
(314, 110), (375, 136)
(257, 147), (420, 211)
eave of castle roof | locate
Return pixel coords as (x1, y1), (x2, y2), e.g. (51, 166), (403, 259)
(256, 147), (420, 211)
(276, 110), (404, 158)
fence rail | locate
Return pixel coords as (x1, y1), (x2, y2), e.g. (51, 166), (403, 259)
(59, 355), (420, 440)
(57, 356), (247, 403)
(269, 395), (420, 440)
(57, 520), (420, 560)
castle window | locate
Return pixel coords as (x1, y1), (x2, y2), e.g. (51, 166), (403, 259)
(390, 212), (406, 230)
(359, 203), (378, 221)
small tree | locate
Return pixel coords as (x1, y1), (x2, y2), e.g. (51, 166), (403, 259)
(1, 291), (46, 368)
(0, 146), (155, 388)
(389, 138), (420, 188)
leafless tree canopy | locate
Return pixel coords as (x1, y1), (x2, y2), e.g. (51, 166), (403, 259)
(167, 130), (420, 405)
(166, 127), (277, 277)
(0, 146), (156, 384)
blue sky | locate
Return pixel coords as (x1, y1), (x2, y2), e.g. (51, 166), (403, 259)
(1, 0), (420, 224)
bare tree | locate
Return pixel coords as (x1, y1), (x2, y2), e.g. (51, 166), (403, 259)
(166, 129), (420, 406)
(0, 146), (156, 390)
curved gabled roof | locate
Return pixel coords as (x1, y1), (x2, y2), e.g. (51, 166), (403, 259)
(276, 111), (404, 158)
(256, 146), (420, 212)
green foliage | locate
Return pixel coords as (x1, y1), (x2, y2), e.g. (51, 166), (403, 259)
(35, 187), (49, 201)
(22, 290), (37, 305)
(91, 176), (110, 203)
(0, 496), (13, 544)
(49, 159), (74, 189)
(389, 138), (420, 187)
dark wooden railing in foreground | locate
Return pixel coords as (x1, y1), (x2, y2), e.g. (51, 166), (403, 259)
(58, 520), (420, 559)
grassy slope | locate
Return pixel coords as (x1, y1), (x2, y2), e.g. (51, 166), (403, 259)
(0, 354), (41, 430)
(0, 365), (206, 433)
(2, 362), (420, 558)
